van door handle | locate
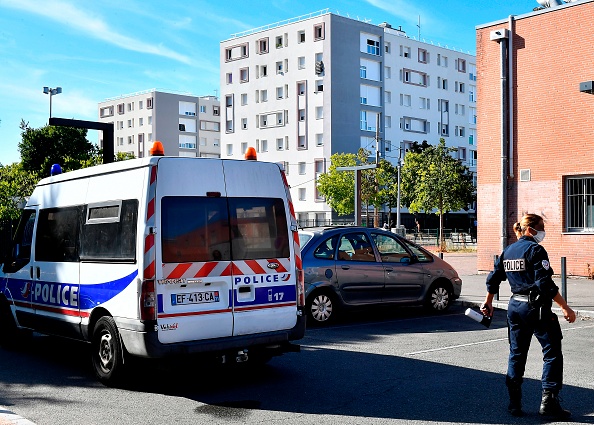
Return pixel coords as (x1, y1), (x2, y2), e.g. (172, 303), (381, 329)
(385, 267), (393, 273)
(30, 266), (33, 279)
(36, 267), (40, 279)
(341, 265), (350, 270)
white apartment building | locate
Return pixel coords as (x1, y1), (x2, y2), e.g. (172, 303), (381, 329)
(220, 10), (477, 227)
(98, 90), (221, 158)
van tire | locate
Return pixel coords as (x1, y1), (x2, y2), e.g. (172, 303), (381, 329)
(307, 290), (338, 324)
(91, 316), (125, 385)
(0, 299), (30, 349)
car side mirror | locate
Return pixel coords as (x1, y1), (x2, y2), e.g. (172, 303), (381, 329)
(400, 257), (411, 264)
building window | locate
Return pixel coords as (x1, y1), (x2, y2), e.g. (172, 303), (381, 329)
(456, 82), (465, 93)
(277, 138), (284, 150)
(298, 109), (305, 121)
(127, 119), (133, 128)
(241, 93), (247, 105)
(469, 106), (477, 124)
(314, 159), (325, 201)
(316, 133), (323, 146)
(400, 94), (411, 107)
(146, 97), (153, 109)
(240, 68), (249, 82)
(298, 188), (306, 201)
(469, 85), (476, 102)
(458, 147), (467, 161)
(127, 102), (134, 112)
(400, 45), (411, 58)
(275, 35), (283, 48)
(385, 91), (391, 104)
(297, 82), (305, 95)
(298, 56), (305, 69)
(257, 37), (269, 54)
(360, 66), (367, 79)
(127, 135), (133, 144)
(260, 89), (268, 102)
(261, 139), (268, 152)
(420, 97), (430, 110)
(298, 135), (306, 149)
(276, 61), (283, 74)
(199, 105), (206, 113)
(225, 95), (233, 107)
(298, 30), (305, 43)
(565, 176), (594, 232)
(117, 103), (125, 114)
(314, 23), (325, 40)
(148, 116), (152, 125)
(277, 86), (284, 99)
(315, 106), (323, 119)
(385, 116), (391, 128)
(455, 126), (465, 137)
(437, 54), (448, 67)
(385, 41), (391, 54)
(214, 138), (219, 147)
(457, 58), (467, 72)
(213, 105), (219, 116)
(226, 144), (233, 156)
(315, 80), (323, 92)
(241, 118), (247, 130)
(226, 72), (233, 84)
(199, 137), (207, 146)
(100, 106), (114, 118)
(385, 66), (391, 79)
(366, 39), (380, 55)
(139, 117), (143, 127)
(298, 162), (306, 174)
(418, 48), (428, 63)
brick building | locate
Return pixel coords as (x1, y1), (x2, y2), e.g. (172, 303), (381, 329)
(476, 0), (594, 276)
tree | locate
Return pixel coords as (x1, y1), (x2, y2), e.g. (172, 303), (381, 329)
(316, 152), (358, 216)
(0, 162), (39, 220)
(376, 159), (399, 226)
(401, 138), (475, 251)
(18, 120), (95, 177)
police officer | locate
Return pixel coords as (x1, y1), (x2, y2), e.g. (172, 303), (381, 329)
(481, 213), (576, 418)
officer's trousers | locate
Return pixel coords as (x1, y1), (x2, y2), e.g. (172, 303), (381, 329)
(506, 298), (563, 391)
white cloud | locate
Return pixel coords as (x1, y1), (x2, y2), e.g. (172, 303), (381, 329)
(0, 0), (192, 65)
(364, 0), (437, 31)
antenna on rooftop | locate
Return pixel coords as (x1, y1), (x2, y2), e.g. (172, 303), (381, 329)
(417, 15), (421, 39)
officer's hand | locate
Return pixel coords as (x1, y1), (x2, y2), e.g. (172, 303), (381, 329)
(480, 303), (493, 317)
(562, 306), (576, 323)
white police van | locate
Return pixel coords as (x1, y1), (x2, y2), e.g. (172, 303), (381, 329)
(0, 151), (305, 384)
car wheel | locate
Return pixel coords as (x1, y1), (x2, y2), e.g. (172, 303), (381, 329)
(91, 316), (125, 385)
(425, 281), (452, 313)
(307, 291), (337, 324)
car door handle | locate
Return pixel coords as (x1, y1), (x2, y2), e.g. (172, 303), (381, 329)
(341, 265), (350, 270)
(36, 267), (40, 279)
(30, 266), (33, 279)
(385, 267), (393, 273)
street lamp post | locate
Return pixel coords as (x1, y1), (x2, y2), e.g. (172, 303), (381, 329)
(43, 86), (62, 118)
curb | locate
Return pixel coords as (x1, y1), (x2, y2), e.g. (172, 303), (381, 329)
(0, 407), (36, 425)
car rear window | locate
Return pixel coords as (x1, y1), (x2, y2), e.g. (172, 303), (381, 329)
(161, 196), (289, 263)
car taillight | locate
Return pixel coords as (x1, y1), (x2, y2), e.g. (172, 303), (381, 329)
(296, 269), (305, 307)
(140, 279), (156, 321)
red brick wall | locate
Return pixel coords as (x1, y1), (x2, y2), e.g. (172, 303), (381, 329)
(477, 3), (594, 276)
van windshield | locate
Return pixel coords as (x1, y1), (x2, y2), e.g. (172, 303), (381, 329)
(161, 196), (289, 263)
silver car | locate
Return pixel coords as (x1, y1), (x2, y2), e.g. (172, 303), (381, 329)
(298, 227), (462, 324)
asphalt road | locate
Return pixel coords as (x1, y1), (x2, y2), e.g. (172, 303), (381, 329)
(1, 305), (593, 425)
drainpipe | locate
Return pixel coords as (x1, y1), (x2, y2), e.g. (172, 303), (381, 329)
(500, 38), (508, 253)
(508, 15), (515, 179)
(490, 27), (510, 253)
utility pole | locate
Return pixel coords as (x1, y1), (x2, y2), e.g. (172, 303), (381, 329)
(374, 114), (381, 227)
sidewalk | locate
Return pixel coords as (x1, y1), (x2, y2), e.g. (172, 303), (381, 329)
(440, 252), (594, 318)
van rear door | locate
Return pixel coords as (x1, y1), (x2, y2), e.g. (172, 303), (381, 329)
(222, 160), (297, 336)
(155, 158), (234, 344)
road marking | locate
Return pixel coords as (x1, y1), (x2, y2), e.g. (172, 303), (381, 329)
(0, 407), (36, 425)
(405, 337), (508, 356)
(404, 323), (594, 356)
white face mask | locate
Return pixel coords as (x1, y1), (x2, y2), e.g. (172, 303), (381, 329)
(531, 229), (546, 243)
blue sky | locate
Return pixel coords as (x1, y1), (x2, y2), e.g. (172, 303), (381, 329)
(0, 0), (540, 165)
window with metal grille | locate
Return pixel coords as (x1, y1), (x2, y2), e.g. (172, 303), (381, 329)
(566, 176), (594, 232)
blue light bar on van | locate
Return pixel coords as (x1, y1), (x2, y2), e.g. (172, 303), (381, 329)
(50, 164), (62, 176)
(206, 192), (221, 197)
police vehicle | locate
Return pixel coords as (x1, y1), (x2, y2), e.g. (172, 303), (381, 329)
(0, 144), (305, 384)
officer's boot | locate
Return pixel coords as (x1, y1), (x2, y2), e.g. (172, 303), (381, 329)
(507, 385), (523, 417)
(539, 389), (571, 419)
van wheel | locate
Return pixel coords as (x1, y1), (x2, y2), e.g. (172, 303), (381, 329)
(307, 291), (337, 324)
(0, 300), (30, 349)
(91, 316), (125, 385)
(424, 281), (452, 313)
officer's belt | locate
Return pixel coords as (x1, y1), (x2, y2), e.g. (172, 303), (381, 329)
(511, 294), (529, 302)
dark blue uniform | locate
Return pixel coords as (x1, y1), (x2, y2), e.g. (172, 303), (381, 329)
(486, 235), (563, 392)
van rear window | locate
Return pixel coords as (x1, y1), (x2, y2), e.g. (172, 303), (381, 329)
(161, 197), (289, 263)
